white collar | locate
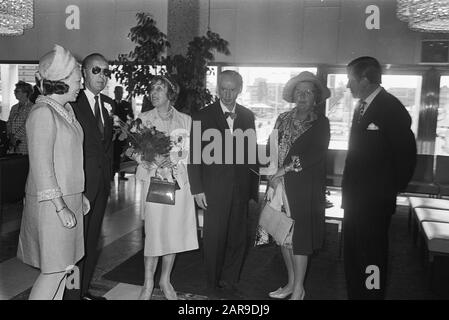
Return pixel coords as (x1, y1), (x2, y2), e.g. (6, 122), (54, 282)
(362, 86), (382, 107)
(220, 100), (236, 114)
(84, 89), (101, 101)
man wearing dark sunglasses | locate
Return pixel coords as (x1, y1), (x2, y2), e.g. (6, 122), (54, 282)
(65, 53), (115, 301)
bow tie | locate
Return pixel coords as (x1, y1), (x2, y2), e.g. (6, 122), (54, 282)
(224, 111), (237, 120)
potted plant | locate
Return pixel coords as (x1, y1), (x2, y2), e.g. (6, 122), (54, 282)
(113, 12), (230, 114)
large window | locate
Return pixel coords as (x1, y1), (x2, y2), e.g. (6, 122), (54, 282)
(208, 66), (317, 144)
(326, 73), (422, 150)
(437, 76), (449, 155)
(0, 64), (38, 120)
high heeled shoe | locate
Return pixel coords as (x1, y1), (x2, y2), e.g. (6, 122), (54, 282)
(160, 283), (178, 300)
(290, 290), (306, 300)
(138, 286), (154, 300)
(268, 287), (293, 299)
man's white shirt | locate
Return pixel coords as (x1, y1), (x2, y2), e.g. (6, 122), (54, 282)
(220, 100), (236, 133)
(84, 89), (105, 125)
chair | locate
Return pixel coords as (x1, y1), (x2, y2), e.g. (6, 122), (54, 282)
(420, 221), (449, 296)
(407, 196), (449, 229)
(413, 208), (449, 244)
(421, 221), (449, 262)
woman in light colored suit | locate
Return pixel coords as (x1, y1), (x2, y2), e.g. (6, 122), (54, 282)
(135, 76), (199, 300)
(17, 45), (89, 300)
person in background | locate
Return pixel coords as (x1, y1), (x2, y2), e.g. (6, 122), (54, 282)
(17, 44), (89, 300)
(7, 81), (34, 154)
(29, 85), (41, 104)
(265, 71), (330, 300)
(113, 85), (134, 181)
(342, 56), (416, 299)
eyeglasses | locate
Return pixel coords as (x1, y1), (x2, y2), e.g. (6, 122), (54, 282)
(295, 89), (315, 97)
(91, 66), (111, 78)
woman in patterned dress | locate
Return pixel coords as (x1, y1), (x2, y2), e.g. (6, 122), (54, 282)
(266, 71), (330, 300)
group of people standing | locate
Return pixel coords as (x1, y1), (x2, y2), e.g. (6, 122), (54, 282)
(15, 43), (416, 301)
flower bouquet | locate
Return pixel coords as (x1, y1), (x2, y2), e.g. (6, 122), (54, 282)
(113, 117), (172, 166)
(114, 118), (179, 205)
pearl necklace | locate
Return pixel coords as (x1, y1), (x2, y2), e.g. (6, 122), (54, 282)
(36, 96), (75, 124)
(157, 106), (174, 121)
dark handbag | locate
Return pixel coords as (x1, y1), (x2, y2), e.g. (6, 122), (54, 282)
(146, 166), (179, 205)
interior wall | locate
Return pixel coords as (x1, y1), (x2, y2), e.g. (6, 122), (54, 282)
(0, 0), (168, 62)
(1, 0), (447, 66)
(198, 0), (449, 65)
(167, 0), (200, 56)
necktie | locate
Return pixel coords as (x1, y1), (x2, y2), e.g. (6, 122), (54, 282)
(224, 111), (237, 120)
(357, 100), (367, 123)
(94, 95), (104, 138)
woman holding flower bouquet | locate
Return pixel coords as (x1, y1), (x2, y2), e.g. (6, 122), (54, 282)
(132, 76), (199, 300)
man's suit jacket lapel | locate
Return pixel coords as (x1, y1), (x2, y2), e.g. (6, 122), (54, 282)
(233, 104), (247, 131)
(211, 101), (230, 133)
(100, 93), (113, 148)
(75, 90), (103, 143)
(359, 88), (385, 128)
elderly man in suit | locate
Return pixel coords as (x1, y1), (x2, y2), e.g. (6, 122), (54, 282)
(188, 70), (259, 298)
(65, 53), (115, 300)
(342, 56), (416, 300)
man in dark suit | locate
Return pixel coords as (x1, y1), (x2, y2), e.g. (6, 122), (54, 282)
(65, 53), (114, 300)
(342, 56), (416, 299)
(112, 85), (134, 181)
(188, 70), (259, 298)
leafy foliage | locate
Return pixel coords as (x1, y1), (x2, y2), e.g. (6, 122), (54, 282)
(113, 12), (230, 113)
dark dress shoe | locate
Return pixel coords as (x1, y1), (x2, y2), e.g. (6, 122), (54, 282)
(82, 292), (107, 300)
(218, 281), (245, 299)
(202, 286), (223, 300)
(218, 280), (237, 291)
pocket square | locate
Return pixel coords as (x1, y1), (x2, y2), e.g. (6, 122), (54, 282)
(367, 123), (379, 131)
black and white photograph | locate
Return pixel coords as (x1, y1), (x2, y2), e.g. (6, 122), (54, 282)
(0, 0), (449, 304)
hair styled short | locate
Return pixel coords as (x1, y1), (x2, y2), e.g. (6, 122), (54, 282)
(82, 53), (108, 70)
(15, 81), (34, 98)
(218, 70), (243, 89)
(347, 56), (382, 84)
(150, 75), (179, 105)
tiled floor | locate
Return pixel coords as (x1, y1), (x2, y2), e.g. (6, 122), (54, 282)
(0, 176), (446, 300)
(1, 175), (146, 300)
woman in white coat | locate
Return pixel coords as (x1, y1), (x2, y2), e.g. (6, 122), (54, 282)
(136, 76), (199, 300)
